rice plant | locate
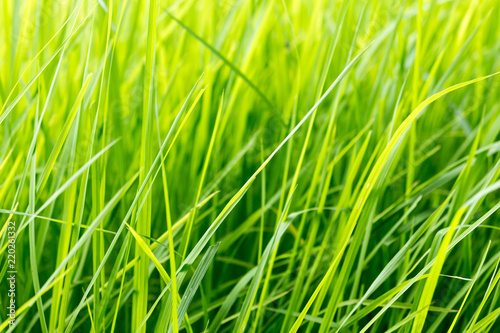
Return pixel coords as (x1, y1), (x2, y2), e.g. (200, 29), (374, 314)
(1, 0), (500, 332)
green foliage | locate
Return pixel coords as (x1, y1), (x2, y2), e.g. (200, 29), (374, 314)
(1, 0), (500, 332)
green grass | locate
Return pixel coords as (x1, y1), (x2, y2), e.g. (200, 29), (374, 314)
(1, 0), (500, 332)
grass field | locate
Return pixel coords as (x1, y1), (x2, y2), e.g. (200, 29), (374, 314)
(1, 0), (500, 332)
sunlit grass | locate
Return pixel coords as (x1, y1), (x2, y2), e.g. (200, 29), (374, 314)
(1, 0), (500, 332)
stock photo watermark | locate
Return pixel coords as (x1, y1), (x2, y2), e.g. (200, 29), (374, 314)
(6, 220), (16, 327)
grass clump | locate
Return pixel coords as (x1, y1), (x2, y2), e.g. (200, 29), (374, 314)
(1, 0), (500, 332)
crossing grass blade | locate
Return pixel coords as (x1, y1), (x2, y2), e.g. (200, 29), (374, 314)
(233, 188), (296, 332)
(411, 207), (467, 333)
